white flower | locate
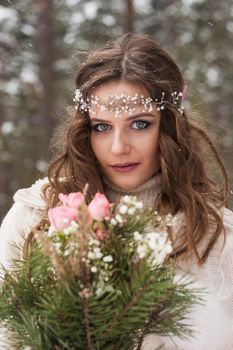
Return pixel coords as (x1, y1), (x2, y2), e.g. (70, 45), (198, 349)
(103, 255), (113, 263)
(153, 251), (167, 265)
(96, 288), (103, 296)
(55, 242), (62, 250)
(64, 250), (70, 257)
(122, 195), (130, 204)
(137, 244), (147, 259)
(47, 226), (56, 237)
(63, 228), (70, 236)
(115, 214), (123, 223)
(91, 266), (97, 273)
(70, 220), (79, 228)
(110, 218), (117, 225)
(63, 221), (79, 235)
(87, 251), (95, 260)
(128, 207), (136, 215)
(96, 251), (103, 259)
(93, 247), (103, 259)
(89, 238), (100, 246)
(93, 247), (101, 253)
(94, 239), (100, 246)
(147, 238), (159, 251)
(133, 231), (142, 241)
(135, 201), (143, 209)
(63, 227), (74, 235)
(119, 205), (128, 214)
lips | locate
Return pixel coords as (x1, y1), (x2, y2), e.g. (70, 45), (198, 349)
(111, 162), (139, 173)
(112, 162), (138, 167)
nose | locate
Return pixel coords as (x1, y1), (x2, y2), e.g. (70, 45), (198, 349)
(111, 130), (131, 155)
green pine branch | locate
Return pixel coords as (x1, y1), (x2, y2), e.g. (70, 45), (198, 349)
(0, 241), (202, 350)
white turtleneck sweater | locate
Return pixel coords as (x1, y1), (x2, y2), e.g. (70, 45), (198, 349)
(103, 174), (162, 209)
(1, 177), (233, 350)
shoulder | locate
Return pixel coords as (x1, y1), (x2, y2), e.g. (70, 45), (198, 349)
(3, 176), (50, 234)
(0, 178), (49, 269)
(221, 207), (233, 232)
(173, 206), (233, 242)
(1, 176), (49, 231)
(13, 177), (49, 210)
(172, 207), (233, 272)
(213, 207), (233, 253)
(201, 207), (233, 296)
(218, 207), (233, 258)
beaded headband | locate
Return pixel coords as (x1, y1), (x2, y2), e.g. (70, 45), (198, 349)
(73, 89), (185, 118)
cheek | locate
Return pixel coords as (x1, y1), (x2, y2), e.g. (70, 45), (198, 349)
(145, 144), (158, 161)
(90, 135), (106, 163)
(140, 129), (159, 158)
(90, 135), (98, 156)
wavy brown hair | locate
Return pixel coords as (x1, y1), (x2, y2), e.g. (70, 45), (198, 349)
(44, 33), (228, 265)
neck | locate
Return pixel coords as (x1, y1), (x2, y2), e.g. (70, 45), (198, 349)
(103, 175), (161, 208)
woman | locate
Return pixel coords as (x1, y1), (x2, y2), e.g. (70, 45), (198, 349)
(1, 33), (233, 349)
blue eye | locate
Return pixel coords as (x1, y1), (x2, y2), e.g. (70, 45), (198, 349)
(132, 120), (151, 130)
(91, 123), (111, 132)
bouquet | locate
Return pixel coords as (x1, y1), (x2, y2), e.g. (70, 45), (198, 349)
(0, 190), (199, 350)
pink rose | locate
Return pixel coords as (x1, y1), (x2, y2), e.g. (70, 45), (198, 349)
(48, 206), (77, 231)
(95, 229), (107, 241)
(79, 288), (92, 299)
(88, 193), (110, 221)
(58, 192), (84, 210)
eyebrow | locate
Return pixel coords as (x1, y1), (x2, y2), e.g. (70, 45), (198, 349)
(90, 112), (156, 123)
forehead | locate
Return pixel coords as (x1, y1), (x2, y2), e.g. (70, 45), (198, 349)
(89, 80), (158, 120)
(91, 80), (150, 98)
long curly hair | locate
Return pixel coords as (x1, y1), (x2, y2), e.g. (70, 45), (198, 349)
(44, 33), (228, 265)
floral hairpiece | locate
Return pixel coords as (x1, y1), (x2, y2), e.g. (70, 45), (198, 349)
(73, 89), (185, 117)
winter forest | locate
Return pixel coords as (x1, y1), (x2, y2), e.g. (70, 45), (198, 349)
(0, 0), (233, 219)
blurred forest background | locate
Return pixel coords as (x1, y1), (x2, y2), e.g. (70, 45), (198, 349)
(0, 0), (233, 219)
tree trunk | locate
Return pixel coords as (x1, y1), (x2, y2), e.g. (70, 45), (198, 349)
(35, 0), (55, 161)
(125, 0), (134, 33)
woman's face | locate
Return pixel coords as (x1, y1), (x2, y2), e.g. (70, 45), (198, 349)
(90, 80), (161, 191)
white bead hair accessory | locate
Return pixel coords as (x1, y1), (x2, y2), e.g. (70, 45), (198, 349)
(73, 89), (184, 118)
